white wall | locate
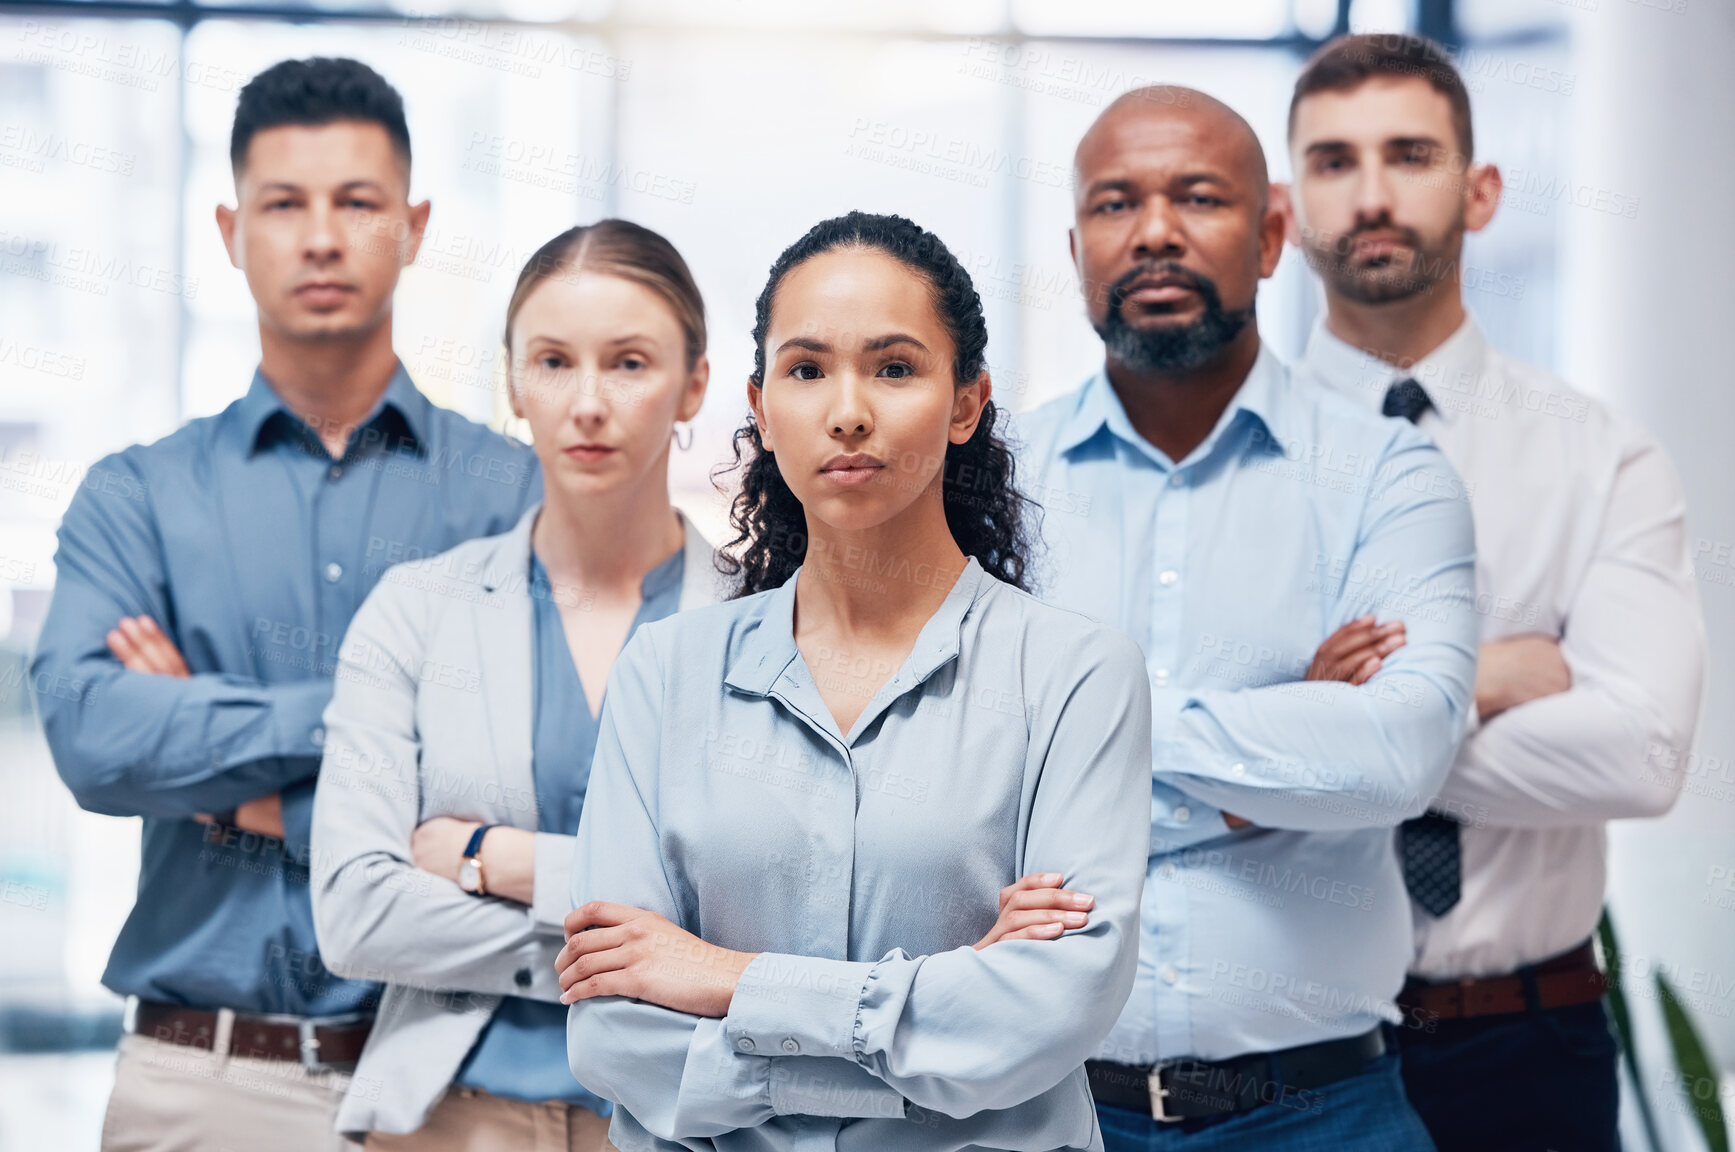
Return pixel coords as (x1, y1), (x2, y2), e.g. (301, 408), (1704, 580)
(1562, 0), (1735, 1069)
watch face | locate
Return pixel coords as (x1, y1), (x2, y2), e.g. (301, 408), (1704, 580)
(458, 858), (482, 893)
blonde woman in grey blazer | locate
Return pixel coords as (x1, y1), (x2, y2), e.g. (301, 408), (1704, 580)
(310, 221), (722, 1150)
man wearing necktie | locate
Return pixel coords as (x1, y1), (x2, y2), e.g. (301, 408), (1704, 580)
(1285, 34), (1707, 1152)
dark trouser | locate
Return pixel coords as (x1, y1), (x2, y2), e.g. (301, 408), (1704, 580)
(1096, 1046), (1436, 1152)
(1396, 1000), (1620, 1152)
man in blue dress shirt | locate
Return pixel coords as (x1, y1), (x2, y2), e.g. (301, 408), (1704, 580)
(1015, 87), (1478, 1149)
(30, 58), (539, 1150)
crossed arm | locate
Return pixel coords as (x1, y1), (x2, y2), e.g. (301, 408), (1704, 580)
(1214, 621), (1571, 829)
(111, 607), (547, 891)
(308, 585), (572, 1000)
(1218, 436), (1700, 831)
(561, 627), (1149, 1140)
(31, 470), (331, 838)
(99, 615), (288, 839)
(1435, 437), (1704, 827)
(553, 872), (1096, 1018)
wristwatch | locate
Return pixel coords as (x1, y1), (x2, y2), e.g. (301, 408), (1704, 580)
(457, 824), (501, 896)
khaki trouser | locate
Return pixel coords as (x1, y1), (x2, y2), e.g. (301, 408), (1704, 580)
(101, 1032), (359, 1152)
(363, 1087), (613, 1152)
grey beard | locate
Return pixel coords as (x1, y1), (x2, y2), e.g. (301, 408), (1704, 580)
(1096, 299), (1254, 373)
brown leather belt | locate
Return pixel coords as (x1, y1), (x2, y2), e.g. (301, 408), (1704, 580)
(132, 998), (372, 1071)
(1398, 941), (1607, 1023)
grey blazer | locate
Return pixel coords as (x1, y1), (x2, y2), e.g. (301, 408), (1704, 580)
(310, 503), (725, 1137)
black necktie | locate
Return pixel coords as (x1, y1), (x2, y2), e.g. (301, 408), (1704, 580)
(1401, 811), (1462, 917)
(1382, 377), (1434, 423)
(1383, 375), (1460, 916)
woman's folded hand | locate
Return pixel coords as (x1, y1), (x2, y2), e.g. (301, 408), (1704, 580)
(557, 901), (759, 1018)
(973, 872), (1094, 949)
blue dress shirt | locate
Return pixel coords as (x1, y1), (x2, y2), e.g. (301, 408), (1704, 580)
(31, 364), (540, 1016)
(567, 557), (1153, 1151)
(1012, 345), (1478, 1065)
(454, 546), (683, 1109)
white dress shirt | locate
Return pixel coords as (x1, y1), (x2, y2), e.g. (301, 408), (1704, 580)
(1297, 315), (1707, 980)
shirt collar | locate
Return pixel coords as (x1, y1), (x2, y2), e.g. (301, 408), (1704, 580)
(1056, 341), (1297, 463)
(238, 360), (431, 456)
(1301, 313), (1488, 427)
(1222, 343), (1297, 456)
(724, 554), (989, 698)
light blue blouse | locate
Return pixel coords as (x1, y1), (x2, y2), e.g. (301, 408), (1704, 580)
(566, 556), (1152, 1152)
(454, 546), (682, 1109)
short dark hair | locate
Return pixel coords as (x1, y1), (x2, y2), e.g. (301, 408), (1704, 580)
(1289, 33), (1473, 160)
(231, 57), (411, 177)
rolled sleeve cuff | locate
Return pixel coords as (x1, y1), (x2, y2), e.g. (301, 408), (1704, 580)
(531, 832), (577, 933)
(723, 952), (875, 1061)
(279, 679), (337, 760)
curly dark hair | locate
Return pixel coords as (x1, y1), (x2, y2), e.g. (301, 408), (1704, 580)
(715, 211), (1035, 597)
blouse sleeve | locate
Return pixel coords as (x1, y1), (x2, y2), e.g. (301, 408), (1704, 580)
(719, 626), (1152, 1118)
(566, 628), (907, 1141)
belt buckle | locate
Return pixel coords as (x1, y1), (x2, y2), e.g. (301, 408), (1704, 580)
(297, 1017), (324, 1071)
(1147, 1063), (1183, 1123)
(296, 1011), (369, 1072)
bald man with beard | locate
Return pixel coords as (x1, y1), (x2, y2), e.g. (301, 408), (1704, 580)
(1012, 87), (1477, 1149)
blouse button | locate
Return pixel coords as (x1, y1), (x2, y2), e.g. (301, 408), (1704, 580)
(781, 1038), (800, 1054)
(736, 1037), (755, 1052)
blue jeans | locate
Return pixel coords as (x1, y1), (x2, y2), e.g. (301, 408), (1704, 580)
(1096, 1050), (1436, 1152)
(1397, 1000), (1620, 1152)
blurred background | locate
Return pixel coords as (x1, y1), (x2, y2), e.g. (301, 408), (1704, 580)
(0, 0), (1730, 1147)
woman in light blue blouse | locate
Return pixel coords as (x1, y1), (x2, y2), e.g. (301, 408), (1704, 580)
(555, 212), (1153, 1152)
(310, 220), (725, 1149)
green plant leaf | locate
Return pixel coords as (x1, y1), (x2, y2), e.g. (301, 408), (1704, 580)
(1656, 970), (1730, 1152)
(1602, 910), (1663, 1152)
